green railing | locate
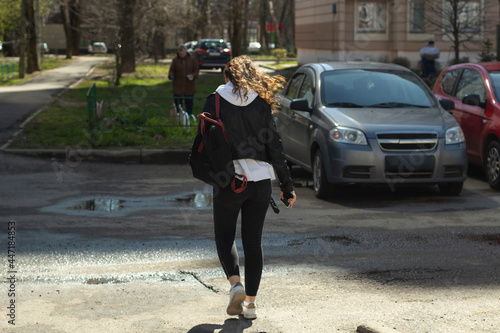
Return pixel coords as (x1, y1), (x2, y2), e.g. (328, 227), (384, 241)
(0, 62), (18, 80)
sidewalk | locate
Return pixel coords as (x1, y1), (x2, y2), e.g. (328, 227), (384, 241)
(0, 56), (108, 149)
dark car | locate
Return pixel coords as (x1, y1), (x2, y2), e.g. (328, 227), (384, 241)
(274, 62), (467, 198)
(433, 62), (500, 189)
(195, 39), (231, 71)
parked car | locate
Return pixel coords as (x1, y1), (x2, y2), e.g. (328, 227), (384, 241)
(433, 62), (500, 189)
(90, 42), (107, 54)
(274, 62), (467, 198)
(40, 42), (49, 54)
(247, 41), (261, 54)
(184, 40), (198, 55)
(194, 39), (231, 71)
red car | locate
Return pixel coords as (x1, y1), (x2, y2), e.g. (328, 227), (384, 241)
(433, 62), (500, 189)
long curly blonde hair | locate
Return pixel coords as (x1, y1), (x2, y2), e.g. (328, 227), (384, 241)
(223, 55), (285, 112)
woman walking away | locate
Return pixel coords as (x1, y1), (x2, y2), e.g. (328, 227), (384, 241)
(201, 55), (297, 319)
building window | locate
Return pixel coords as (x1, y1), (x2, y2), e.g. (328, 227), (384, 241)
(444, 1), (481, 33)
(357, 2), (386, 33)
(410, 1), (425, 33)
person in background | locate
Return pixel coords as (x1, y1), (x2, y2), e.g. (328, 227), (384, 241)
(169, 44), (199, 115)
(420, 41), (440, 79)
(201, 55), (297, 320)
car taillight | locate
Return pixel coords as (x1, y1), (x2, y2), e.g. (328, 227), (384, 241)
(197, 49), (207, 54)
(223, 48), (231, 53)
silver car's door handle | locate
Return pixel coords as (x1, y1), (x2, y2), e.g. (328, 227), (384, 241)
(291, 112), (297, 119)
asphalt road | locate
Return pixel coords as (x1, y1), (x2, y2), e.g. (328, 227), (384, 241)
(0, 151), (500, 332)
(1, 57), (500, 332)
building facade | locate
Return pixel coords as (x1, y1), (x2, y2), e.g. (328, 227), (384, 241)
(295, 0), (499, 68)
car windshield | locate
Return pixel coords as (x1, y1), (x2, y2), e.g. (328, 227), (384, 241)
(201, 41), (227, 49)
(321, 69), (436, 108)
(488, 70), (500, 102)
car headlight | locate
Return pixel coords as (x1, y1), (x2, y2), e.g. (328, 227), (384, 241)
(445, 126), (465, 145)
(330, 126), (367, 145)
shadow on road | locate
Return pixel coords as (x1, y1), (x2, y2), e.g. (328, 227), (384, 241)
(187, 318), (252, 332)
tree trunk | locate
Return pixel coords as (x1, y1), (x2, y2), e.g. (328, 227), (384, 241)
(19, 0), (27, 78)
(242, 0), (249, 51)
(118, 0), (136, 73)
(268, 1), (280, 48)
(26, 0), (39, 73)
(230, 0), (243, 57)
(60, 0), (72, 59)
(259, 0), (268, 54)
(69, 0), (81, 55)
(290, 0), (295, 50)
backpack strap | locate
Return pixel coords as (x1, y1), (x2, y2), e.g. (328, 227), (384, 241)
(215, 92), (220, 118)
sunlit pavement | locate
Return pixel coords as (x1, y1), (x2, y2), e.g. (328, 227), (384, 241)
(1, 152), (500, 332)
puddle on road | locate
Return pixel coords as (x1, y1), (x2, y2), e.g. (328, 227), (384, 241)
(41, 192), (213, 217)
(69, 198), (125, 212)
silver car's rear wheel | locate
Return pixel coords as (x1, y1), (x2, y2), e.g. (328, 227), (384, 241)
(484, 140), (500, 189)
(313, 150), (332, 198)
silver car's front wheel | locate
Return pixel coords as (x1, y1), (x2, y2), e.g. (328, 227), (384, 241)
(312, 150), (332, 198)
(485, 140), (500, 189)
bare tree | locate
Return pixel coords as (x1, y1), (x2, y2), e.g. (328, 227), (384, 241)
(230, 0), (244, 56)
(259, 0), (268, 53)
(60, 0), (72, 59)
(23, 0), (40, 73)
(426, 0), (491, 63)
(117, 0), (136, 73)
(20, 0), (27, 78)
(69, 0), (81, 55)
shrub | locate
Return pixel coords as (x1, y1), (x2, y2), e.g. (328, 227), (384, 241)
(479, 39), (496, 62)
(271, 48), (287, 63)
(392, 57), (411, 69)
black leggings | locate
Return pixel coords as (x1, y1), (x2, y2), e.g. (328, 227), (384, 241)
(213, 179), (271, 297)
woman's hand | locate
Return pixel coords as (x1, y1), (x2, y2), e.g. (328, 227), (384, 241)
(280, 191), (297, 208)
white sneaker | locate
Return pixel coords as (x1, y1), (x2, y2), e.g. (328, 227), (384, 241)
(241, 302), (257, 319)
(227, 282), (246, 315)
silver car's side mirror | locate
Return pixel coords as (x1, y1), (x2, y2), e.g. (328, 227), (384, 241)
(290, 98), (311, 112)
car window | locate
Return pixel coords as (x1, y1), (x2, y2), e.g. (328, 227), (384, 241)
(441, 69), (460, 96)
(286, 74), (305, 99)
(321, 69), (435, 108)
(201, 41), (227, 49)
(297, 76), (314, 108)
(455, 69), (486, 101)
(488, 70), (500, 102)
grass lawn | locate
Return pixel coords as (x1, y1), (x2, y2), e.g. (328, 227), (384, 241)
(9, 60), (226, 150)
(0, 56), (73, 86)
(8, 57), (297, 150)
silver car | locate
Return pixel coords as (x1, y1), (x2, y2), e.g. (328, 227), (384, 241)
(275, 62), (467, 198)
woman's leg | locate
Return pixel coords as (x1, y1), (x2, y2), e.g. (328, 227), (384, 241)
(213, 186), (244, 280)
(240, 180), (271, 299)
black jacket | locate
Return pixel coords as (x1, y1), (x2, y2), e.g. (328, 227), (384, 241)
(201, 93), (294, 193)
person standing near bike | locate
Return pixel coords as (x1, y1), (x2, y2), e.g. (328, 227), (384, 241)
(169, 44), (199, 115)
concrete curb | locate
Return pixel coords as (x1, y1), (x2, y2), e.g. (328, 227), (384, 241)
(1, 148), (191, 164)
